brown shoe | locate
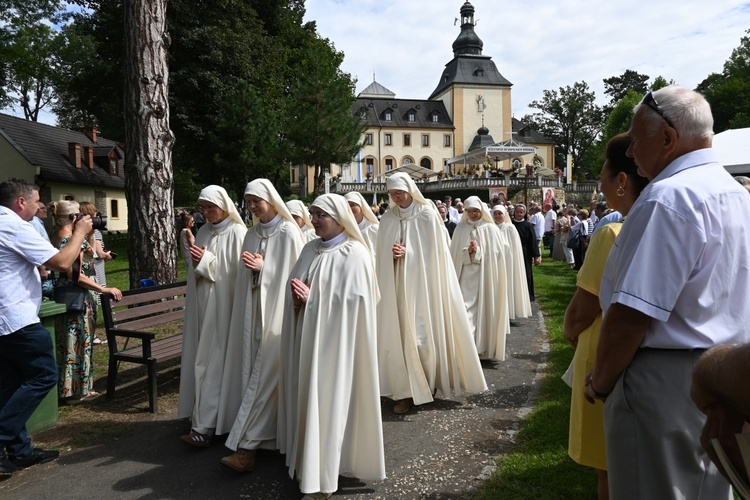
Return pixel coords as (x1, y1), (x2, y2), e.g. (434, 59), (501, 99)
(393, 397), (413, 414)
(302, 493), (333, 500)
(220, 449), (256, 472)
(179, 430), (212, 448)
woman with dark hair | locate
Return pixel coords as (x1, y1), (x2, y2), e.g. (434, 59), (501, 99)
(563, 133), (649, 499)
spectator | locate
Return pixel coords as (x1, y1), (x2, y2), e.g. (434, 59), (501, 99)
(221, 179), (303, 471)
(179, 186), (247, 447)
(569, 209), (591, 270)
(0, 178), (92, 474)
(564, 133), (649, 499)
(30, 202), (54, 298)
(543, 202), (557, 257)
(444, 195), (460, 224)
(691, 343), (750, 481)
(511, 203), (540, 301)
(586, 86), (750, 499)
(50, 200), (122, 404)
(179, 213), (195, 267)
(376, 173), (486, 415)
(78, 201), (115, 344)
(438, 204), (457, 237)
(278, 194), (384, 500)
(591, 202), (622, 236)
(529, 205), (545, 261)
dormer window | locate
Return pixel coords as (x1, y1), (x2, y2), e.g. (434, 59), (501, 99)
(431, 112), (439, 123)
(473, 68), (484, 77)
(384, 109), (393, 121)
(109, 158), (118, 176)
(407, 110), (416, 122)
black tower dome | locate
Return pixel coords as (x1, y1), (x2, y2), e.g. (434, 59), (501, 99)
(452, 1), (483, 56)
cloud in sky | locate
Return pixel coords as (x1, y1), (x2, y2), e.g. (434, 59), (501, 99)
(303, 0), (750, 117)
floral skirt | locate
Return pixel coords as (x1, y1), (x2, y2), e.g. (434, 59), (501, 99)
(55, 292), (97, 399)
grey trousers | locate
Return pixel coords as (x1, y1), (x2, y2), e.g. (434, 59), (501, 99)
(603, 348), (731, 500)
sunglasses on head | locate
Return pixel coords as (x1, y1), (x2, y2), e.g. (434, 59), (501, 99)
(642, 91), (675, 129)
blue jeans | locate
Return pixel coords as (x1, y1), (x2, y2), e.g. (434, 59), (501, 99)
(0, 323), (58, 457)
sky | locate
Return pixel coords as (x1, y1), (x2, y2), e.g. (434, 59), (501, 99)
(303, 0), (750, 118)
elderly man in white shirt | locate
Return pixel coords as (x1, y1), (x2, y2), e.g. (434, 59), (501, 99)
(587, 86), (750, 499)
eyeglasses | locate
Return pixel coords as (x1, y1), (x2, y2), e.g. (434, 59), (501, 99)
(642, 91), (675, 129)
(309, 210), (332, 220)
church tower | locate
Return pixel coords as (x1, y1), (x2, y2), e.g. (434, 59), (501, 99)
(430, 1), (513, 157)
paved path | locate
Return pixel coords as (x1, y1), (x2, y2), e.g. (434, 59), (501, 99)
(0, 307), (548, 500)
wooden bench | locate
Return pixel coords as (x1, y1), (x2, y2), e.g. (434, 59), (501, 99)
(101, 281), (187, 413)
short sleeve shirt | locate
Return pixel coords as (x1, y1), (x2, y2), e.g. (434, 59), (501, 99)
(600, 149), (750, 348)
(0, 205), (58, 335)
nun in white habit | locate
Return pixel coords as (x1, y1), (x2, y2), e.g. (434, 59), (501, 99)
(179, 185), (247, 446)
(220, 179), (304, 471)
(286, 199), (317, 243)
(492, 204), (533, 320)
(375, 172), (487, 415)
(277, 193), (384, 499)
(450, 197), (510, 361)
(344, 191), (379, 256)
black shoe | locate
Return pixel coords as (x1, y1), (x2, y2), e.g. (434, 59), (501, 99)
(0, 457), (18, 476)
(9, 448), (59, 469)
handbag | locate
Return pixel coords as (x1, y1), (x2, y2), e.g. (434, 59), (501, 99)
(567, 229), (580, 250)
(55, 284), (87, 312)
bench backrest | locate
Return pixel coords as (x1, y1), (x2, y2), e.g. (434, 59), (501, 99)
(101, 281), (188, 332)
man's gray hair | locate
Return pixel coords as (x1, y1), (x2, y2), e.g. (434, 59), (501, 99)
(634, 86), (713, 143)
(0, 177), (36, 208)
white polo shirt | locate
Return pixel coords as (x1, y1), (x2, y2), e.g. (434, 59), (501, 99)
(530, 212), (544, 239)
(600, 148), (750, 348)
(544, 210), (557, 232)
(0, 205), (58, 336)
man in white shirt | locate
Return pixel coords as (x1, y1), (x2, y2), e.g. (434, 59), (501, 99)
(444, 195), (460, 225)
(0, 178), (93, 475)
(588, 87), (750, 499)
(529, 205), (545, 261)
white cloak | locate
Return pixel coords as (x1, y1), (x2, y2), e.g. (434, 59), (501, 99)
(359, 219), (379, 257)
(496, 222), (533, 319)
(178, 219), (247, 434)
(449, 220), (510, 360)
(376, 203), (487, 405)
(225, 218), (303, 451)
(301, 226), (317, 243)
(278, 237), (385, 494)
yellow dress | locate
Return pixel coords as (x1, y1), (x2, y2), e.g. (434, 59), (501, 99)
(568, 222), (621, 469)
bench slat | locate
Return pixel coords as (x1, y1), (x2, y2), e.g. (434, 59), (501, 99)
(114, 310), (184, 332)
(111, 297), (186, 322)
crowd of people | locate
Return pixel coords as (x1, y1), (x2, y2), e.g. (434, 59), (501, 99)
(3, 85), (750, 500)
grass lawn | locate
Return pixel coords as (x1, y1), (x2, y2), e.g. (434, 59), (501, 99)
(474, 258), (598, 500)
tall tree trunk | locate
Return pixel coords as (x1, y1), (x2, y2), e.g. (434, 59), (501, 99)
(123, 0), (176, 287)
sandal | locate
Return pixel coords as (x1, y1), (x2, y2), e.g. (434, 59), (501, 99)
(62, 391), (100, 405)
(179, 430), (212, 448)
(93, 337), (108, 345)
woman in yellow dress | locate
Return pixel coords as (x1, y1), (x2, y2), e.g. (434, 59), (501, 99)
(563, 133), (649, 499)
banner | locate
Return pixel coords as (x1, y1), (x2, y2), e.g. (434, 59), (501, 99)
(542, 187), (556, 208)
(488, 187), (508, 205)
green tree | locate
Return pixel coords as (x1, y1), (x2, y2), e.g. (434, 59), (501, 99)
(650, 75), (674, 91)
(284, 35), (364, 196)
(0, 1), (68, 120)
(697, 29), (750, 132)
(524, 81), (605, 177)
(603, 70), (649, 110)
(212, 80), (286, 200)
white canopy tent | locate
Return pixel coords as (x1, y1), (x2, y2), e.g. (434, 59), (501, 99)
(713, 128), (750, 175)
(448, 137), (537, 170)
(381, 163), (441, 179)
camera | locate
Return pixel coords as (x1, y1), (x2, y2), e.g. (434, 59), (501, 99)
(109, 252), (118, 260)
(69, 213), (108, 231)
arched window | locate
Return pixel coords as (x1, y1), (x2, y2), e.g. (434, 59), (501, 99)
(420, 158), (432, 169)
(402, 156), (414, 165)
